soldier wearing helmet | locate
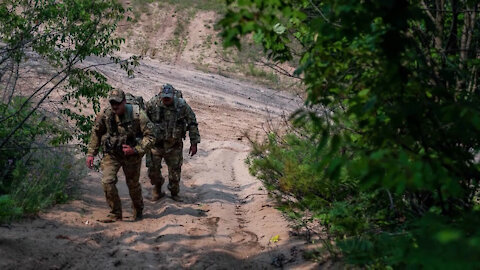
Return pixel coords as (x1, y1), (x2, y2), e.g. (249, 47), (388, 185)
(145, 84), (200, 202)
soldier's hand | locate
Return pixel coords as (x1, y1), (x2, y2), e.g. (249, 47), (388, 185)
(189, 144), (197, 157)
(86, 155), (95, 169)
(122, 144), (137, 156)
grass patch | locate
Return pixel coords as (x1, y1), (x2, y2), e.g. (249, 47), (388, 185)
(0, 97), (85, 224)
(129, 0), (225, 13)
(0, 147), (85, 223)
(245, 63), (280, 84)
(166, 8), (197, 57)
(247, 125), (480, 268)
(162, 0), (225, 12)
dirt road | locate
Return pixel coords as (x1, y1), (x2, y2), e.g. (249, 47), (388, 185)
(0, 58), (314, 269)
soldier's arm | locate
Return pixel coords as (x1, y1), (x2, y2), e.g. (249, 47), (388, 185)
(136, 110), (155, 155)
(145, 95), (159, 119)
(184, 103), (200, 145)
(86, 112), (107, 156)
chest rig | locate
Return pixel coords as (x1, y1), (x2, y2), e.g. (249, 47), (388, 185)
(150, 97), (187, 142)
(103, 104), (142, 154)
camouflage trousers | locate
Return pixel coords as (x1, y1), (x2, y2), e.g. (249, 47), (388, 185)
(147, 141), (183, 195)
(100, 153), (144, 218)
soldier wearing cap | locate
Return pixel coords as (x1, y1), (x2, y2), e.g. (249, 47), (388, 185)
(86, 89), (155, 222)
(145, 84), (200, 202)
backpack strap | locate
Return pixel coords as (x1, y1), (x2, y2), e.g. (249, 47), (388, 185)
(132, 104), (140, 120)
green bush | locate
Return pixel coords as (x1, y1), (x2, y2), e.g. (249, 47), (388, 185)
(223, 0), (480, 268)
(0, 195), (23, 222)
(9, 148), (84, 216)
(1, 0), (131, 223)
(248, 128), (480, 268)
(0, 98), (84, 223)
(0, 97), (57, 194)
(0, 147), (82, 224)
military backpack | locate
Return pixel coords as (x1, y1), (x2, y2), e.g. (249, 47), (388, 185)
(126, 93), (146, 110)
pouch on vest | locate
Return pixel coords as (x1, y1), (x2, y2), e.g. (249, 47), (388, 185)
(102, 134), (127, 154)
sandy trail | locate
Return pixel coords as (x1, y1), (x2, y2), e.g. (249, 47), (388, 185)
(0, 57), (313, 269)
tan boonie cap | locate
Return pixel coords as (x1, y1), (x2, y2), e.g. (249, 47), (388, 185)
(108, 89), (125, 103)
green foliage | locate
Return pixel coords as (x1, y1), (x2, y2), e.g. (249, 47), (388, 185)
(0, 147), (83, 223)
(0, 0), (126, 67)
(227, 1), (480, 267)
(0, 195), (23, 223)
(0, 0), (139, 222)
(0, 99), (82, 223)
(162, 0), (225, 11)
(0, 0), (138, 150)
(129, 0), (226, 15)
(0, 97), (59, 193)
(9, 147), (83, 215)
(248, 129), (480, 268)
(245, 63), (280, 84)
(336, 211), (480, 269)
(221, 0), (480, 211)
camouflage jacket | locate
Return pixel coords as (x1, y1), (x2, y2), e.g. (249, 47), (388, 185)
(87, 104), (155, 156)
(146, 95), (200, 146)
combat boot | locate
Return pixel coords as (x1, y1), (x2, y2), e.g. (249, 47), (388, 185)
(151, 185), (165, 201)
(98, 213), (122, 223)
(133, 208), (143, 221)
(171, 194), (184, 202)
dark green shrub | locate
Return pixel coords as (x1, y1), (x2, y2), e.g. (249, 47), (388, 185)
(247, 127), (480, 268)
(223, 0), (480, 267)
(0, 98), (83, 223)
(9, 148), (84, 215)
(0, 195), (23, 223)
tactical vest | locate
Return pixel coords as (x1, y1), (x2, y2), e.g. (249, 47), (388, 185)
(149, 97), (188, 141)
(102, 104), (143, 154)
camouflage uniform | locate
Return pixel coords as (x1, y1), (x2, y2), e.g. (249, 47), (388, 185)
(87, 90), (154, 219)
(145, 89), (200, 197)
